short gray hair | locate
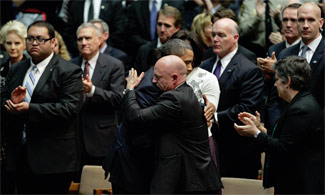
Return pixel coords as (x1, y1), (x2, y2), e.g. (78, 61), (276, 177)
(274, 56), (312, 91)
(0, 20), (27, 44)
(76, 23), (101, 37)
(158, 39), (193, 58)
(89, 18), (109, 33)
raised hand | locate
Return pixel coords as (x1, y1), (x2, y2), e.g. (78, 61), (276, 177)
(11, 86), (26, 104)
(126, 68), (144, 90)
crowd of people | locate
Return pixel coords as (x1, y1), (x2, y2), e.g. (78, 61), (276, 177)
(0, 0), (324, 194)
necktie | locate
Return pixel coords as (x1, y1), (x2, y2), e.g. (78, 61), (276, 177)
(300, 45), (309, 59)
(150, 0), (157, 41)
(23, 65), (38, 143)
(84, 61), (90, 79)
(265, 0), (272, 49)
(24, 65), (38, 103)
(213, 60), (222, 79)
(88, 0), (94, 21)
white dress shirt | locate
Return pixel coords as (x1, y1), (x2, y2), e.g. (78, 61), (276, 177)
(84, 0), (102, 22)
(299, 34), (322, 63)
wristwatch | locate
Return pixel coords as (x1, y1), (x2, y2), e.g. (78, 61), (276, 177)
(123, 88), (133, 95)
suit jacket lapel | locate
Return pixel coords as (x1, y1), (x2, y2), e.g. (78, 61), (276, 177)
(309, 37), (324, 71)
(218, 53), (239, 86)
(17, 60), (31, 86)
(32, 54), (58, 97)
(92, 54), (106, 85)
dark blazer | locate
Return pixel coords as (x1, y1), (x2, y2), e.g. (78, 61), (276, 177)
(103, 67), (161, 193)
(257, 91), (324, 194)
(133, 41), (157, 73)
(267, 41), (286, 58)
(127, 0), (185, 49)
(71, 53), (124, 158)
(203, 45), (257, 64)
(1, 54), (83, 174)
(200, 52), (264, 178)
(123, 83), (221, 193)
(103, 45), (128, 69)
(278, 38), (324, 111)
(64, 0), (125, 57)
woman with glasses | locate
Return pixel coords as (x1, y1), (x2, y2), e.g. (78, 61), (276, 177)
(0, 20), (28, 90)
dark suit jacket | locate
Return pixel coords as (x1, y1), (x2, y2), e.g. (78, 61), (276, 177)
(127, 0), (185, 49)
(71, 53), (124, 157)
(267, 41), (286, 58)
(203, 45), (257, 64)
(123, 83), (221, 193)
(1, 54), (83, 174)
(200, 52), (264, 178)
(133, 41), (157, 73)
(278, 38), (324, 111)
(103, 45), (128, 69)
(257, 91), (324, 194)
(64, 0), (125, 57)
(103, 67), (161, 193)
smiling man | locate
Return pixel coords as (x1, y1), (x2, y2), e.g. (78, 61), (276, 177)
(71, 23), (124, 171)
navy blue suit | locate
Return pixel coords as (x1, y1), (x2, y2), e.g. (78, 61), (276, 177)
(267, 41), (286, 58)
(103, 45), (128, 70)
(200, 51), (264, 179)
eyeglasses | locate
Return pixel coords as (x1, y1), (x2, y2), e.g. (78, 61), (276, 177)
(26, 36), (52, 44)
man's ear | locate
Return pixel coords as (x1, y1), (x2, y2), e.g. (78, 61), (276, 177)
(103, 32), (109, 40)
(172, 74), (178, 84)
(287, 76), (291, 88)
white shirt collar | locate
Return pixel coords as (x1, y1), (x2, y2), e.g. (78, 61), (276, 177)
(84, 0), (102, 22)
(157, 38), (162, 48)
(82, 51), (99, 70)
(300, 34), (322, 53)
(100, 43), (108, 53)
(212, 47), (238, 76)
(30, 52), (54, 75)
(285, 38), (301, 48)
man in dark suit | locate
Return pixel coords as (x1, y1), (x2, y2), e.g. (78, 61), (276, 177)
(200, 18), (264, 179)
(203, 7), (257, 64)
(133, 5), (181, 74)
(89, 19), (128, 71)
(257, 3), (301, 130)
(64, 0), (125, 57)
(278, 2), (324, 112)
(1, 21), (83, 194)
(123, 55), (221, 193)
(126, 0), (184, 52)
(71, 23), (124, 167)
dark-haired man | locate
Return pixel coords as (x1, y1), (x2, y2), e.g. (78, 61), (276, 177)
(1, 21), (83, 194)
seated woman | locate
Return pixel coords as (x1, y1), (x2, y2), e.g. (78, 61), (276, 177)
(0, 20), (28, 90)
(234, 56), (324, 194)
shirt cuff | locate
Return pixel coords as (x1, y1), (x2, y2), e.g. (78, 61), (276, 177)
(87, 85), (95, 97)
(214, 112), (218, 123)
(254, 130), (261, 138)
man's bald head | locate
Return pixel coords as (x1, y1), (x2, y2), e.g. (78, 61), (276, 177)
(153, 55), (187, 91)
(212, 18), (239, 58)
(297, 2), (324, 45)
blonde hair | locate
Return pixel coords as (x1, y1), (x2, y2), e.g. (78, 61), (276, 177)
(0, 20), (27, 44)
(191, 13), (212, 47)
(55, 31), (71, 61)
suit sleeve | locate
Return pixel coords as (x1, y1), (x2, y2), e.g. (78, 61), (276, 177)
(28, 65), (83, 124)
(123, 90), (181, 124)
(218, 67), (264, 125)
(256, 104), (322, 155)
(90, 61), (124, 108)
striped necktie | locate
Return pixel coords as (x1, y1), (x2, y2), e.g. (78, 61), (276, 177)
(24, 65), (38, 103)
